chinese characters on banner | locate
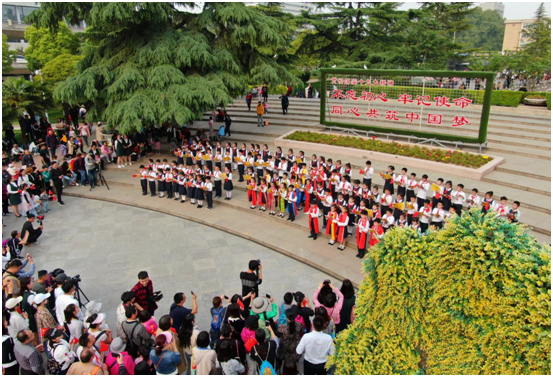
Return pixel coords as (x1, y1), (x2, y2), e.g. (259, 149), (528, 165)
(328, 77), (473, 127)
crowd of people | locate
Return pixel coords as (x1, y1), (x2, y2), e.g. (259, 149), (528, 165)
(3, 259), (353, 375)
(135, 139), (522, 258)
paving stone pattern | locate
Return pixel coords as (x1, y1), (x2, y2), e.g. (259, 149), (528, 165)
(1, 198), (334, 331)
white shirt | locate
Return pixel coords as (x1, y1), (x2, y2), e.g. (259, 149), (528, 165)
(468, 194), (481, 207)
(451, 190), (466, 205)
(296, 330), (335, 364)
(406, 201), (418, 215)
(431, 208), (445, 223)
(363, 166), (374, 179)
(382, 214), (395, 228)
(417, 180), (430, 199)
(54, 286), (64, 299)
(7, 311), (28, 338)
(420, 206), (432, 224)
(55, 294), (82, 326)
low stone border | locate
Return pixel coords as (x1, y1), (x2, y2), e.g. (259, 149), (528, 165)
(276, 130), (504, 180)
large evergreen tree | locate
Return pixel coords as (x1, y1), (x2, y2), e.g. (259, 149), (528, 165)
(27, 2), (301, 133)
(329, 210), (551, 374)
(456, 6), (505, 51)
(2, 34), (15, 73)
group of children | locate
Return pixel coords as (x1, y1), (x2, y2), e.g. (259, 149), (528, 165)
(132, 141), (523, 258)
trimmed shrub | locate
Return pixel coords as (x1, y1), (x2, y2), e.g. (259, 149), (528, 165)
(329, 210), (551, 375)
(490, 91), (525, 107)
(546, 93), (551, 110)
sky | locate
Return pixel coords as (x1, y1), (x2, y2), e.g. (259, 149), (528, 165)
(397, 2), (551, 20)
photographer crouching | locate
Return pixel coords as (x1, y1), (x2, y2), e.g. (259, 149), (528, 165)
(21, 214), (44, 246)
(85, 152), (99, 190)
(131, 271), (163, 316)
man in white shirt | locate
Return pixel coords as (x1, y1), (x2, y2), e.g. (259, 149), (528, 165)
(362, 160), (374, 188)
(296, 316), (335, 375)
(55, 281), (83, 325)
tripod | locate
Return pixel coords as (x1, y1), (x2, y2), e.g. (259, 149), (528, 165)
(74, 283), (91, 309)
(98, 172), (110, 190)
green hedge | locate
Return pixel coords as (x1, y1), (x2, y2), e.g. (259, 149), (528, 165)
(247, 85), (288, 95)
(546, 93), (551, 110)
(489, 91), (525, 107)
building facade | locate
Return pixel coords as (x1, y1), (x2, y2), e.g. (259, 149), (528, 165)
(247, 2), (322, 16)
(501, 19), (536, 52)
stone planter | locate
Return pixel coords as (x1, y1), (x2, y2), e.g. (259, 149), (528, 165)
(275, 131), (504, 181)
(523, 98), (547, 106)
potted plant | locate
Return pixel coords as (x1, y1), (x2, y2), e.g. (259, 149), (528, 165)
(523, 94), (547, 106)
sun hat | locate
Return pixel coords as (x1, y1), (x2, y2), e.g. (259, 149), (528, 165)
(251, 297), (271, 314)
(33, 293), (51, 305)
(6, 296), (23, 309)
(161, 331), (173, 344)
(91, 313), (106, 325)
(85, 301), (102, 317)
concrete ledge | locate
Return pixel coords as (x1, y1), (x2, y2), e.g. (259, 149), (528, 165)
(276, 130), (504, 181)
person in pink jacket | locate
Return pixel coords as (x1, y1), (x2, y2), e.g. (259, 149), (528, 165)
(313, 281), (344, 326)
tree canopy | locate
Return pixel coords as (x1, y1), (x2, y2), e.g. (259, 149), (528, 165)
(41, 53), (83, 87)
(457, 6), (505, 51)
(329, 210), (551, 375)
(24, 21), (81, 72)
(2, 77), (55, 128)
(2, 34), (15, 73)
(27, 2), (302, 133)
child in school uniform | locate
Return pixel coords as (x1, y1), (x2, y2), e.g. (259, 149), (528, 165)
(396, 168), (408, 198)
(212, 166), (222, 198)
(369, 185), (380, 209)
(346, 197), (358, 236)
(508, 201), (521, 223)
(361, 160), (374, 188)
(148, 167), (157, 197)
(178, 171), (187, 203)
(205, 176), (213, 210)
(451, 184), (466, 216)
(303, 179), (314, 214)
(247, 178), (258, 209)
(157, 168), (166, 198)
(382, 208), (395, 232)
(431, 178), (444, 209)
(370, 203), (381, 223)
(188, 174), (197, 204)
(442, 180), (453, 211)
(380, 188), (392, 215)
(495, 196), (509, 219)
(392, 193), (404, 220)
(356, 210), (370, 258)
(468, 188), (481, 210)
(431, 202), (445, 229)
(406, 173), (418, 202)
(369, 218), (384, 250)
(419, 200), (432, 233)
(165, 168), (174, 199)
(335, 193), (346, 209)
(396, 213), (407, 228)
(406, 196), (418, 225)
(139, 165), (148, 195)
(417, 175), (430, 210)
(223, 167), (233, 200)
(195, 176), (205, 208)
(307, 199), (320, 240)
(326, 204), (339, 245)
(381, 165), (396, 195)
(410, 217), (421, 234)
(481, 191), (495, 214)
(335, 206), (350, 251)
(321, 188), (333, 227)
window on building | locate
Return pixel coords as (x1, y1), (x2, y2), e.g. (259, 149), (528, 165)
(19, 6), (38, 23)
(2, 5), (17, 21)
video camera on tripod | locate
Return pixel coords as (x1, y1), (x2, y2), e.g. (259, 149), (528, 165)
(50, 268), (89, 309)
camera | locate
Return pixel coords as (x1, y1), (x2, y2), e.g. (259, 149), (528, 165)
(265, 294), (271, 299)
(256, 259), (261, 265)
(323, 279), (331, 285)
(72, 275), (81, 284)
(152, 291), (163, 302)
(37, 215), (45, 226)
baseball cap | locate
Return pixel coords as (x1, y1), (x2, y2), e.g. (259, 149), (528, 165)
(6, 296), (23, 309)
(34, 293), (51, 305)
(47, 328), (64, 340)
(55, 273), (69, 284)
(161, 331), (173, 344)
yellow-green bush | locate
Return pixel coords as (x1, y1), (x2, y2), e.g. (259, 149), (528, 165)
(329, 209), (551, 375)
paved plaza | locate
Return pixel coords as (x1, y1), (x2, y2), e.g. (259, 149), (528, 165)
(1, 197), (335, 331)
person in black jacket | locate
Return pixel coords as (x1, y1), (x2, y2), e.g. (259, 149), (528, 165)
(280, 93), (289, 115)
(21, 151), (34, 167)
(224, 111), (232, 137)
(49, 162), (65, 205)
(45, 130), (58, 160)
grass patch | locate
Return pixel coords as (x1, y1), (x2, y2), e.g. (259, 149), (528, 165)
(285, 131), (492, 169)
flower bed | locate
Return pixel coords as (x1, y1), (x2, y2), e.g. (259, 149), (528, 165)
(285, 131), (492, 168)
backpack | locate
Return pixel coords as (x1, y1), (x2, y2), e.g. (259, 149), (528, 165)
(210, 306), (226, 332)
(276, 304), (287, 326)
(254, 342), (276, 375)
(46, 343), (62, 375)
(123, 322), (140, 358)
(295, 314), (306, 329)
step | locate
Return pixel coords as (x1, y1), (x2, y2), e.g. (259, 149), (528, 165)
(482, 171), (551, 197)
(487, 130), (551, 143)
(486, 137), (551, 151)
(489, 153), (551, 178)
(486, 147), (551, 160)
(495, 167), (551, 181)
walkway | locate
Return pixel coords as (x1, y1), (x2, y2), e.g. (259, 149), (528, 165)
(1, 198), (335, 331)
